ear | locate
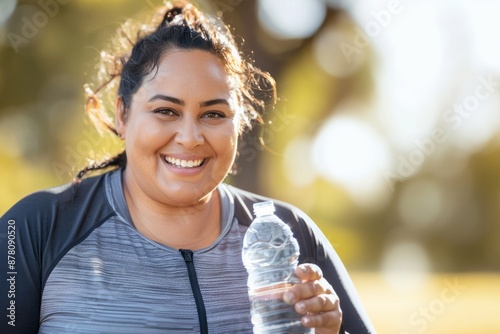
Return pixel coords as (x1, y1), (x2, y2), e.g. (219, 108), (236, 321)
(116, 97), (126, 139)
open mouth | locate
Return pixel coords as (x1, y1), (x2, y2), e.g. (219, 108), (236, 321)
(164, 156), (205, 168)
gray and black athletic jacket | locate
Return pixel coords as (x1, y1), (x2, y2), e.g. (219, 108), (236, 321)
(0, 169), (375, 333)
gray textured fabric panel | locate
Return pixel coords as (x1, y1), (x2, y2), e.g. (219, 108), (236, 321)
(39, 172), (252, 333)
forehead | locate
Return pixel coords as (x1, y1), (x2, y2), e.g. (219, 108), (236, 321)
(138, 50), (234, 99)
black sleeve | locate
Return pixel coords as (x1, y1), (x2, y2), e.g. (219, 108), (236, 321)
(291, 209), (376, 334)
(0, 175), (114, 334)
(0, 192), (53, 333)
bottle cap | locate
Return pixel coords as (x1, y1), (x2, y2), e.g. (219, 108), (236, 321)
(253, 201), (275, 217)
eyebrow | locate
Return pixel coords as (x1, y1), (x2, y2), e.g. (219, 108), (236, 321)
(148, 94), (184, 106)
(200, 98), (230, 108)
(148, 94), (229, 107)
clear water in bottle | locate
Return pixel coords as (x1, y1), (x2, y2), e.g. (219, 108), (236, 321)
(242, 201), (314, 334)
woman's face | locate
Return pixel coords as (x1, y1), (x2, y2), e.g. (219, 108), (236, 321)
(117, 50), (241, 207)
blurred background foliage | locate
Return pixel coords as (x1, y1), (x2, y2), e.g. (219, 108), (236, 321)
(1, 0), (500, 332)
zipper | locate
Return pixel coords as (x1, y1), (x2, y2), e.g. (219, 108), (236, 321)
(180, 249), (208, 334)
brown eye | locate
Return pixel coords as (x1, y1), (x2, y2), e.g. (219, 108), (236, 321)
(153, 108), (178, 116)
(202, 111), (225, 119)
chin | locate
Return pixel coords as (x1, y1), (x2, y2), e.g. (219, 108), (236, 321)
(158, 187), (214, 207)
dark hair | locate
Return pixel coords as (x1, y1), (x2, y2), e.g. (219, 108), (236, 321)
(78, 1), (276, 181)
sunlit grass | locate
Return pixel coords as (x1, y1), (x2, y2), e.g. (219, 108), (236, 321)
(352, 272), (500, 333)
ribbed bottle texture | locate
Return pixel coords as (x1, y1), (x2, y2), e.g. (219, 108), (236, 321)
(242, 201), (314, 334)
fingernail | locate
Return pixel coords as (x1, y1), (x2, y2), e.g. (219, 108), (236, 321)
(283, 291), (294, 304)
(296, 302), (305, 313)
(302, 316), (310, 325)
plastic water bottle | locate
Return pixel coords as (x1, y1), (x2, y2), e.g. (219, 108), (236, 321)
(242, 201), (314, 334)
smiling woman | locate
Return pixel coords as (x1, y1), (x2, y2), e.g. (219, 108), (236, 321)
(0, 1), (374, 333)
(118, 50), (240, 247)
(118, 50), (239, 201)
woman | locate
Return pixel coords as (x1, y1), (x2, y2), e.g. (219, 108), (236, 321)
(0, 2), (374, 333)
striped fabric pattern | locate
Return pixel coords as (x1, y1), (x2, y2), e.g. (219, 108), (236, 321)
(38, 172), (253, 333)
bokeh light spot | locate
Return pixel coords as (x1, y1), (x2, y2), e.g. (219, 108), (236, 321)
(257, 0), (326, 39)
(382, 240), (430, 291)
(283, 136), (316, 187)
(313, 26), (365, 77)
(311, 114), (392, 209)
(397, 179), (444, 230)
(0, 0), (16, 26)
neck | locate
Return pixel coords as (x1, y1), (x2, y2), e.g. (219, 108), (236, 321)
(122, 174), (222, 250)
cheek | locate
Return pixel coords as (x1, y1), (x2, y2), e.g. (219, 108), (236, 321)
(126, 115), (164, 144)
(213, 124), (239, 156)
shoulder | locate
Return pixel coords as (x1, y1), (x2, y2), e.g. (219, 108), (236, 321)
(224, 184), (308, 219)
(0, 172), (115, 240)
(223, 184), (315, 234)
(224, 184), (329, 262)
(0, 172), (116, 284)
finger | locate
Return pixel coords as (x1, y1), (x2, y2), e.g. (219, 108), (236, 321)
(296, 263), (323, 282)
(285, 278), (334, 304)
(294, 293), (339, 315)
(301, 308), (343, 330)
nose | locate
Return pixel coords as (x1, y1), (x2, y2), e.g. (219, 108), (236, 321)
(174, 116), (204, 148)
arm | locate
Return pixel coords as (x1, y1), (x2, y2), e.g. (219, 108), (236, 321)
(0, 195), (46, 333)
(290, 211), (376, 333)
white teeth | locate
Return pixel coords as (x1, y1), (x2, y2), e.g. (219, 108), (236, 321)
(165, 156), (203, 168)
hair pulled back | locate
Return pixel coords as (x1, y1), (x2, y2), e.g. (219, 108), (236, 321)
(78, 1), (276, 181)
